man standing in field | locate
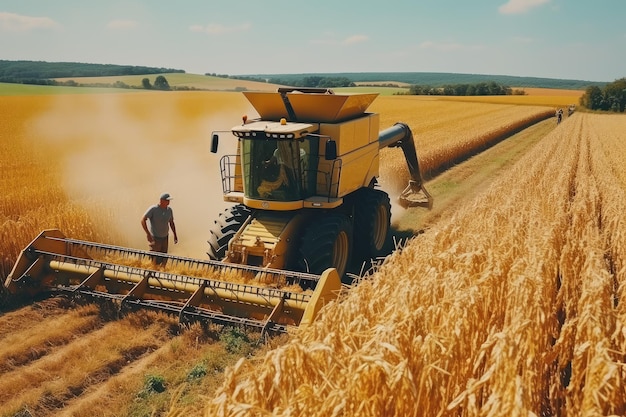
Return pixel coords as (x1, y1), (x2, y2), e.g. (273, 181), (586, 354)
(141, 193), (178, 265)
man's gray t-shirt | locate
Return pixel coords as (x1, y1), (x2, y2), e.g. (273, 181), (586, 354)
(144, 205), (173, 238)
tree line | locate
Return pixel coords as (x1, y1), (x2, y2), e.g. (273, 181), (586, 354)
(0, 60), (184, 82)
(403, 81), (521, 96)
(580, 78), (626, 112)
(236, 71), (604, 90)
(216, 74), (521, 96)
(41, 75), (180, 91)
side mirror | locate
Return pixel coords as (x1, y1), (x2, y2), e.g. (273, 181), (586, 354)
(325, 140), (337, 160)
(210, 133), (219, 153)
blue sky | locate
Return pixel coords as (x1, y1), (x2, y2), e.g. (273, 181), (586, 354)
(1, 0), (624, 82)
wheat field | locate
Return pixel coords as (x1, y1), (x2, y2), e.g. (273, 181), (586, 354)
(5, 88), (618, 416)
(0, 91), (556, 280)
(0, 91), (254, 280)
(203, 112), (626, 417)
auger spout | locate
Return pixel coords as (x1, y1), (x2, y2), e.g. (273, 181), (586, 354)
(378, 122), (433, 209)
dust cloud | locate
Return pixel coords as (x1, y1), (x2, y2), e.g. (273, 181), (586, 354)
(30, 93), (248, 259)
(377, 150), (412, 227)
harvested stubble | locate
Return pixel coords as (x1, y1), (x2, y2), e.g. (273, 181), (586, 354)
(204, 113), (626, 416)
(0, 308), (164, 415)
(0, 302), (102, 374)
(0, 303), (225, 417)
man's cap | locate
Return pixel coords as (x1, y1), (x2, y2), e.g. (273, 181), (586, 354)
(160, 193), (173, 200)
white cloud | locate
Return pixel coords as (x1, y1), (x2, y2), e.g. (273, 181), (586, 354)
(310, 34), (369, 46)
(342, 35), (368, 45)
(106, 19), (139, 30)
(0, 12), (60, 32)
(189, 23), (251, 35)
(499, 0), (550, 15)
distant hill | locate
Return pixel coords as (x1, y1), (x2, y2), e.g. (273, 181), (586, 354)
(240, 72), (607, 90)
(0, 60), (607, 90)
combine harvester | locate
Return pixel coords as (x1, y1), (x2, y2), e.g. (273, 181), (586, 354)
(4, 88), (432, 335)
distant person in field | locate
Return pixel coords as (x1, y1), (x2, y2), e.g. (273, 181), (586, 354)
(141, 192), (178, 265)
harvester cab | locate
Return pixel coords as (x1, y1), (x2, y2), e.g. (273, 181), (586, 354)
(4, 88), (432, 335)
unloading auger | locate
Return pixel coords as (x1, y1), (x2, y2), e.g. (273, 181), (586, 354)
(4, 229), (342, 335)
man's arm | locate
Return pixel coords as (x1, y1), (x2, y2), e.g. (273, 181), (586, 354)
(169, 218), (178, 244)
(141, 215), (153, 242)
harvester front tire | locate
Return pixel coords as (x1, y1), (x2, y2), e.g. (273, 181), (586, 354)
(353, 188), (391, 259)
(207, 204), (251, 260)
(298, 214), (352, 278)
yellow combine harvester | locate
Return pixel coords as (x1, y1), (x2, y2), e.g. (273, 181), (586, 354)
(4, 88), (431, 334)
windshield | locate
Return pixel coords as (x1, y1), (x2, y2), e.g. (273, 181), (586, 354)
(241, 136), (318, 201)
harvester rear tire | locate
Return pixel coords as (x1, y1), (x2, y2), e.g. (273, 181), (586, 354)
(207, 204), (251, 260)
(298, 214), (352, 277)
(353, 188), (391, 259)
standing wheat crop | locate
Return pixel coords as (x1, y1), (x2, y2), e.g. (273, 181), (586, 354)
(206, 113), (626, 416)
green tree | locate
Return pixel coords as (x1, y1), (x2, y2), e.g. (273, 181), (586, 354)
(154, 75), (170, 90)
(454, 84), (469, 96)
(474, 82), (489, 95)
(604, 78), (626, 112)
(142, 78), (152, 89)
(581, 86), (604, 110)
(581, 79), (626, 112)
(301, 76), (323, 87)
(442, 84), (455, 95)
